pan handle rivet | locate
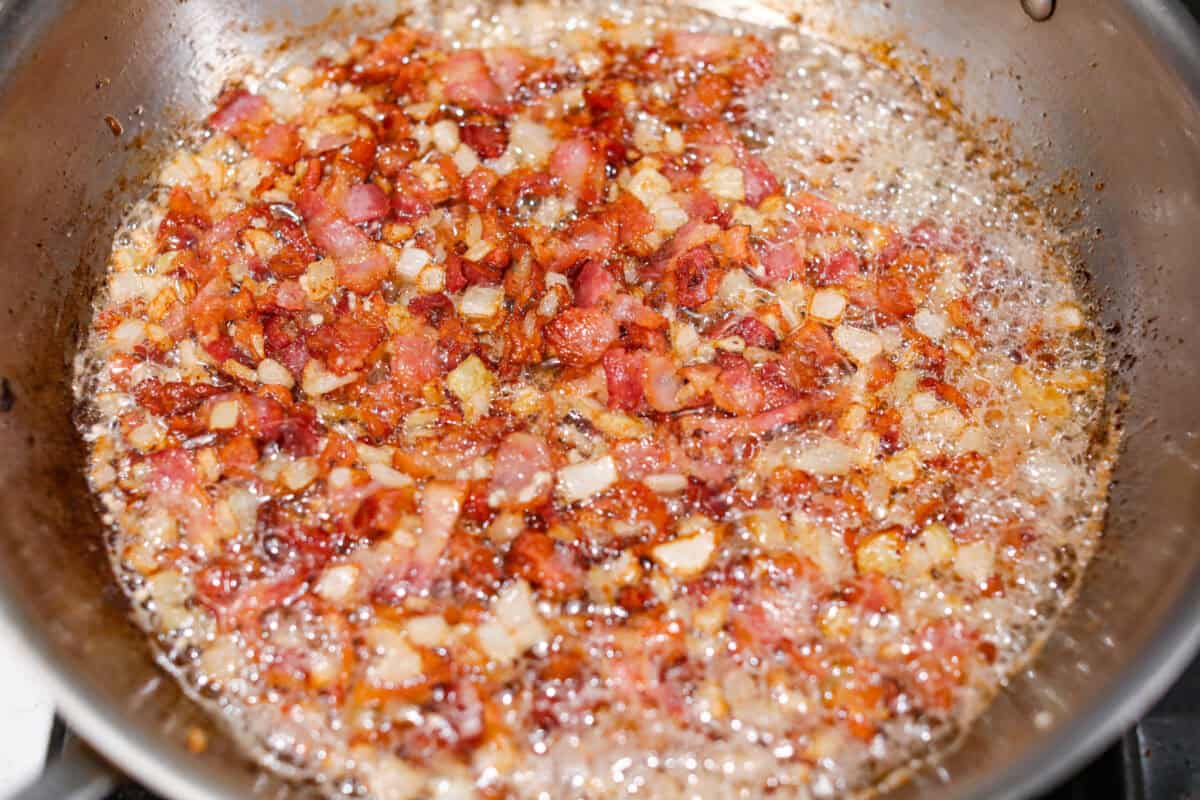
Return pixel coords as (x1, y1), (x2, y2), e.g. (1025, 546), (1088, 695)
(1021, 0), (1055, 21)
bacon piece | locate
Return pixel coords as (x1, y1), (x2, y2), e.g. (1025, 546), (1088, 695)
(418, 481), (465, 564)
(133, 379), (224, 419)
(612, 294), (666, 330)
(710, 355), (765, 416)
(664, 31), (742, 62)
(145, 447), (199, 494)
(354, 488), (417, 540)
(679, 74), (733, 122)
(642, 353), (683, 413)
(550, 136), (605, 204)
(390, 334), (443, 388)
(488, 432), (553, 510)
(342, 183), (391, 224)
(759, 238), (802, 284)
(602, 348), (645, 411)
(487, 46), (536, 95)
(463, 166), (500, 208)
(439, 50), (506, 113)
(209, 90), (268, 134)
(683, 396), (820, 441)
(845, 573), (900, 614)
(296, 189), (389, 293)
(506, 530), (583, 600)
(252, 123), (301, 166)
(573, 260), (617, 308)
(740, 153), (779, 207)
(544, 307), (618, 366)
(673, 246), (721, 309)
(727, 317), (778, 349)
(611, 440), (672, 481)
(306, 316), (385, 375)
(538, 217), (617, 273)
(816, 250), (860, 286)
(460, 122), (509, 160)
(355, 29), (421, 81)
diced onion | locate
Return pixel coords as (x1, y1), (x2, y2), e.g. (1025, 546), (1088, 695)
(652, 517), (717, 579)
(208, 399), (240, 431)
(431, 119), (461, 153)
(833, 324), (883, 365)
(809, 288), (846, 323)
(556, 455), (618, 502)
(257, 358), (295, 388)
(315, 564), (360, 603)
(913, 308), (948, 340)
(302, 360), (358, 396)
(394, 246), (432, 280)
(789, 437), (857, 476)
(701, 164), (746, 203)
(445, 355), (496, 423)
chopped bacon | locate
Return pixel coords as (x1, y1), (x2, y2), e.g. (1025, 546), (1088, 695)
(544, 307), (618, 366)
(740, 153), (779, 207)
(87, 22), (1085, 789)
(252, 123), (302, 166)
(390, 334), (443, 388)
(673, 246), (721, 309)
(306, 316), (385, 375)
(145, 447), (199, 494)
(759, 238), (803, 284)
(683, 396), (821, 441)
(488, 432), (553, 510)
(728, 316), (778, 349)
(486, 46), (536, 95)
(439, 50), (506, 113)
(460, 122), (509, 160)
(550, 136), (605, 204)
(342, 183), (391, 224)
(816, 250), (860, 286)
(679, 74), (733, 122)
(602, 348), (646, 411)
(710, 355), (765, 416)
(612, 294), (667, 330)
(506, 531), (583, 600)
(611, 440), (672, 480)
(573, 260), (616, 308)
(642, 353), (683, 413)
(296, 189), (389, 293)
(418, 481), (465, 564)
(209, 90), (268, 134)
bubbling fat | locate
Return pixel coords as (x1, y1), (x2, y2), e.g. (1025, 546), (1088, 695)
(76, 2), (1112, 798)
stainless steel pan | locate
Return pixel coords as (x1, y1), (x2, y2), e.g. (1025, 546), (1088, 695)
(2, 1), (1200, 797)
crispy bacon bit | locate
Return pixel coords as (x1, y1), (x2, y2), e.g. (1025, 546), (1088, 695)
(209, 90), (267, 134)
(602, 348), (645, 411)
(505, 531), (583, 599)
(573, 260), (616, 308)
(674, 246), (721, 308)
(252, 123), (302, 166)
(550, 136), (605, 204)
(544, 307), (618, 366)
(342, 183), (391, 224)
(461, 122), (509, 159)
(439, 50), (506, 113)
(489, 432), (553, 510)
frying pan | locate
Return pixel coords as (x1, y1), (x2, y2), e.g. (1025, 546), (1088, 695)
(2, 0), (1200, 798)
